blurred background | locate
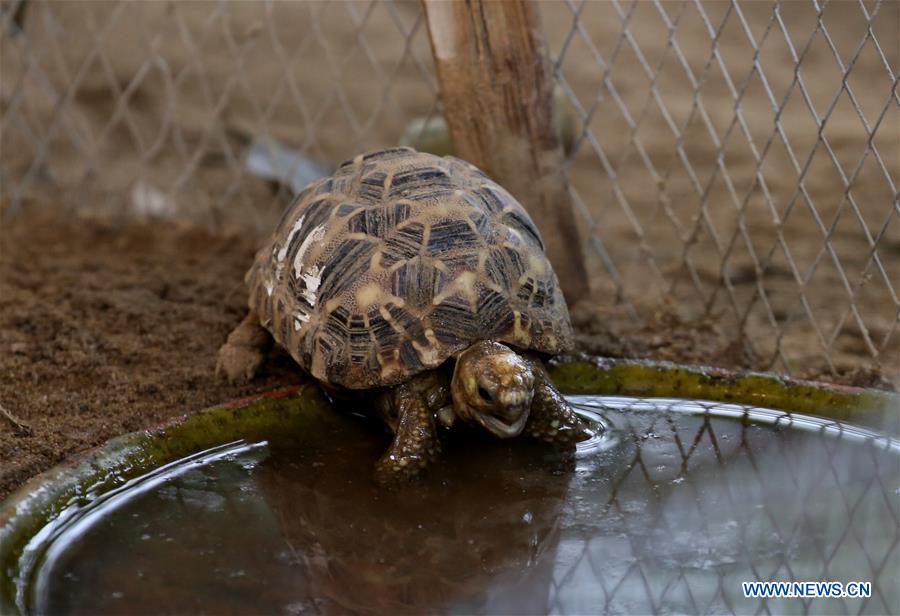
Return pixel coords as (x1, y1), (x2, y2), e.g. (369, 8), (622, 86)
(2, 0), (896, 386)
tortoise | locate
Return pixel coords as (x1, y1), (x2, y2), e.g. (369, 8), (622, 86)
(217, 147), (592, 483)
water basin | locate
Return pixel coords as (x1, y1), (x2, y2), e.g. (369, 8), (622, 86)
(7, 390), (898, 615)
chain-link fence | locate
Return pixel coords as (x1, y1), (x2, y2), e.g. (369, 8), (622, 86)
(1, 0), (897, 383)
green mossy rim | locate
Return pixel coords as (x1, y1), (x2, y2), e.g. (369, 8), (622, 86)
(547, 356), (897, 421)
(0, 385), (333, 614)
(1, 358), (897, 613)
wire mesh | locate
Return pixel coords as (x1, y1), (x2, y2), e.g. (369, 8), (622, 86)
(544, 396), (900, 616)
(546, 0), (898, 385)
(0, 0), (897, 382)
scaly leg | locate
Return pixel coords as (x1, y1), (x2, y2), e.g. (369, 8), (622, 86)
(374, 375), (443, 485)
(216, 310), (272, 383)
(524, 358), (592, 445)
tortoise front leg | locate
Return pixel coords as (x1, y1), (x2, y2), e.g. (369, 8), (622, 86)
(374, 376), (443, 485)
(524, 358), (592, 445)
(216, 310), (272, 383)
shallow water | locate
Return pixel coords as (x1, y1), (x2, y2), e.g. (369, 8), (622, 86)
(20, 397), (900, 615)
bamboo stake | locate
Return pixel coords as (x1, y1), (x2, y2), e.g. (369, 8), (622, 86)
(422, 0), (590, 303)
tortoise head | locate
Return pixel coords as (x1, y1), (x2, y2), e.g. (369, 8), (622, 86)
(451, 341), (535, 438)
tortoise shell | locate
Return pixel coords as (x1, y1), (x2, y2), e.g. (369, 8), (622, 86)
(246, 147), (573, 389)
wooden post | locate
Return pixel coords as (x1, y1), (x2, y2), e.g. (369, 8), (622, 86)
(422, 0), (589, 303)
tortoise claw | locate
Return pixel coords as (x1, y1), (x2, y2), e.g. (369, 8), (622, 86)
(373, 448), (439, 486)
(525, 358), (593, 445)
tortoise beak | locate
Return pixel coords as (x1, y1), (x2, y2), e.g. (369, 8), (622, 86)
(480, 404), (530, 438)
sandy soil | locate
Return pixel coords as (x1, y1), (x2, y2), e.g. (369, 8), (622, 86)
(0, 1), (896, 497)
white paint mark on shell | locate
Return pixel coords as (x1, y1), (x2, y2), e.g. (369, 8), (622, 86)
(292, 223), (327, 278)
(300, 264), (321, 306)
(278, 213), (307, 262)
(279, 222), (327, 312)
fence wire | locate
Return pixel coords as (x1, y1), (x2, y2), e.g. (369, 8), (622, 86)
(539, 396), (900, 616)
(0, 0), (897, 384)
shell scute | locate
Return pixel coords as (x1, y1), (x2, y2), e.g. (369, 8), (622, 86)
(388, 166), (452, 196)
(398, 340), (423, 374)
(431, 294), (480, 340)
(501, 209), (544, 251)
(317, 239), (377, 305)
(347, 202), (412, 237)
(391, 257), (447, 310)
(357, 168), (388, 201)
(247, 147), (573, 388)
(380, 221), (425, 267)
(335, 202), (362, 217)
(440, 251), (480, 273)
(426, 219), (481, 253)
(362, 147), (416, 163)
(472, 185), (507, 215)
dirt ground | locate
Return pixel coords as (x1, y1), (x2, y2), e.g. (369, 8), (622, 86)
(0, 210), (891, 501)
(0, 1), (897, 498)
(0, 212), (294, 499)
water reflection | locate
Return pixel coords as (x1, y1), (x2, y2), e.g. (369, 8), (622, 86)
(256, 429), (573, 614)
(24, 396), (899, 616)
(548, 397), (900, 615)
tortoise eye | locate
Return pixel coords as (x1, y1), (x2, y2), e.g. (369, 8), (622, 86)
(477, 386), (493, 402)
